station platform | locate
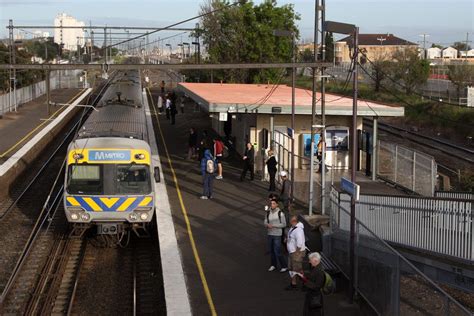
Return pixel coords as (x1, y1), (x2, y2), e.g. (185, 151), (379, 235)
(0, 88), (85, 161)
(147, 88), (367, 315)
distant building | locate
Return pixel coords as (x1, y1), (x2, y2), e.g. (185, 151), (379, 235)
(334, 33), (418, 64)
(442, 46), (458, 58)
(460, 49), (474, 58)
(53, 13), (85, 52)
(427, 47), (442, 59)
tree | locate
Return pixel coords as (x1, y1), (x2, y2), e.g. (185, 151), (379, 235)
(324, 32), (334, 63)
(452, 41), (471, 52)
(300, 48), (313, 62)
(390, 48), (430, 94)
(448, 63), (474, 97)
(197, 0), (299, 83)
(370, 54), (392, 92)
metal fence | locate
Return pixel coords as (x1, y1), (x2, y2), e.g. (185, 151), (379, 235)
(435, 190), (474, 201)
(0, 70), (82, 116)
(376, 140), (437, 196)
(329, 189), (472, 316)
(334, 190), (473, 261)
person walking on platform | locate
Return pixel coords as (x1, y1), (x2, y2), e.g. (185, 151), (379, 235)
(266, 150), (277, 191)
(165, 94), (171, 120)
(188, 127), (198, 160)
(286, 215), (306, 291)
(264, 199), (288, 273)
(240, 142), (255, 181)
(299, 252), (325, 316)
(170, 98), (177, 125)
(160, 80), (166, 93)
(279, 171), (292, 216)
(157, 94), (164, 113)
(200, 149), (216, 199)
(213, 137), (224, 179)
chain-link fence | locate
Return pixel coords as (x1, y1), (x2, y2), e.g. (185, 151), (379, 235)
(0, 70), (82, 116)
(376, 140), (436, 196)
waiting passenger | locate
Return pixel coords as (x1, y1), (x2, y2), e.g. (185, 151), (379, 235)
(299, 252), (325, 316)
(240, 142), (255, 181)
(279, 170), (292, 218)
(200, 149), (216, 200)
(266, 150), (277, 191)
(188, 128), (198, 160)
(286, 215), (306, 291)
(264, 199), (288, 273)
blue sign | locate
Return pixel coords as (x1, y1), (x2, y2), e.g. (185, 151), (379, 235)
(341, 177), (360, 201)
(88, 150), (131, 161)
(302, 133), (321, 157)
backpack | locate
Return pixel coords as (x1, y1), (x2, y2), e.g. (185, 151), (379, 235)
(266, 210), (283, 224)
(206, 159), (215, 174)
(322, 271), (336, 295)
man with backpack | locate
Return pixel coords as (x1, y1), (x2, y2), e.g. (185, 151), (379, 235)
(264, 199), (288, 273)
(213, 137), (224, 179)
(200, 149), (217, 200)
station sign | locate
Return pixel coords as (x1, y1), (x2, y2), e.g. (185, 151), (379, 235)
(89, 150), (131, 162)
(341, 177), (360, 201)
(219, 112), (228, 121)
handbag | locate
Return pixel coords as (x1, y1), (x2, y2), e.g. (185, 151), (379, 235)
(308, 291), (322, 309)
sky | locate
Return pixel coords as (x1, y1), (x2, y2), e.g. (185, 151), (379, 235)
(0, 0), (473, 47)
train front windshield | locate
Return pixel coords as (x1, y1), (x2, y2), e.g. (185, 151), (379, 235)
(68, 164), (151, 195)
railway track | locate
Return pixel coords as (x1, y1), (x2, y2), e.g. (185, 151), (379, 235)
(0, 76), (115, 314)
(363, 118), (474, 164)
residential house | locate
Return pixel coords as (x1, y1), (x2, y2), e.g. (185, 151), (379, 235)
(427, 47), (442, 59)
(442, 47), (458, 58)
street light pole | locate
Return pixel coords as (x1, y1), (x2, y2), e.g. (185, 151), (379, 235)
(291, 34), (296, 202)
(349, 26), (359, 303)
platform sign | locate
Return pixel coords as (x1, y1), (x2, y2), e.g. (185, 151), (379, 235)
(219, 112), (228, 121)
(341, 177), (360, 201)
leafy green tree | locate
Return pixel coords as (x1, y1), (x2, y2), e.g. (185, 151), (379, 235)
(390, 48), (430, 94)
(448, 63), (474, 97)
(452, 41), (471, 52)
(324, 31), (334, 63)
(197, 0), (299, 83)
(300, 48), (313, 62)
(370, 54), (392, 92)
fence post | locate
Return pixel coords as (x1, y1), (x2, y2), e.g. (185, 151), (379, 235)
(394, 144), (398, 183)
(431, 158), (435, 196)
(412, 151), (416, 192)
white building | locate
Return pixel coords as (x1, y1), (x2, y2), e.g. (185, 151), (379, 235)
(442, 46), (458, 59)
(460, 49), (474, 58)
(426, 47), (442, 59)
(53, 13), (85, 52)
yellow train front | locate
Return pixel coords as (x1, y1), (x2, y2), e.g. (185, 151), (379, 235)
(64, 70), (158, 236)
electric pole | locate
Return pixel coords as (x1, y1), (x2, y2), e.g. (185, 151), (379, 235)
(419, 33), (429, 59)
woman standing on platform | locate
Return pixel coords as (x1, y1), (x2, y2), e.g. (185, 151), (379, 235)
(240, 142), (255, 181)
(266, 150), (277, 191)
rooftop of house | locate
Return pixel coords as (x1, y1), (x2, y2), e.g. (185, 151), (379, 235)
(339, 33), (417, 46)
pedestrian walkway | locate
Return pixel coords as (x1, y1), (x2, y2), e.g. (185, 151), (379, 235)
(147, 88), (368, 315)
(0, 88), (84, 161)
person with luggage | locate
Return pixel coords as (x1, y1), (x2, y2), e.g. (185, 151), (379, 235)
(266, 150), (277, 191)
(240, 142), (255, 181)
(200, 149), (216, 200)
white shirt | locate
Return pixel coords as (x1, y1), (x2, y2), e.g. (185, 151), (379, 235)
(286, 222), (306, 253)
(157, 96), (163, 108)
(165, 99), (171, 109)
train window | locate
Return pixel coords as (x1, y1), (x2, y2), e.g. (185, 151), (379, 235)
(68, 165), (103, 194)
(116, 165), (151, 194)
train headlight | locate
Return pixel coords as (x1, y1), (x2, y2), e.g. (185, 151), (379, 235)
(140, 213), (148, 221)
(71, 213), (79, 220)
(73, 153), (84, 160)
(129, 213), (138, 221)
(134, 153), (146, 160)
(80, 213), (90, 221)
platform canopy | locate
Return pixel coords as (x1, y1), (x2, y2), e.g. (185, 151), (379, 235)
(178, 83), (404, 117)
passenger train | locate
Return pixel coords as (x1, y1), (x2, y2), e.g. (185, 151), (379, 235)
(64, 70), (159, 237)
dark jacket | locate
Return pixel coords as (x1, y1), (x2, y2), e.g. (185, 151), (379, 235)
(200, 149), (217, 176)
(189, 132), (198, 147)
(303, 264), (326, 315)
(244, 147), (255, 164)
(280, 179), (291, 200)
(304, 264), (325, 291)
(266, 155), (277, 172)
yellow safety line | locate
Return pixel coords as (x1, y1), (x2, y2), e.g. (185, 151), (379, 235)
(0, 88), (87, 158)
(147, 87), (217, 316)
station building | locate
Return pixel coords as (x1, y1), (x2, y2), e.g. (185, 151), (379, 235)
(178, 82), (404, 175)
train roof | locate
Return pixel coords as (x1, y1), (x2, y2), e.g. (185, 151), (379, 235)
(69, 137), (151, 152)
(78, 104), (147, 140)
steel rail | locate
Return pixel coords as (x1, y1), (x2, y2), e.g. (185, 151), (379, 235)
(364, 118), (474, 164)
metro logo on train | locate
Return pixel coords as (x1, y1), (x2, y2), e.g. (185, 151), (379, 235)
(88, 150), (131, 161)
